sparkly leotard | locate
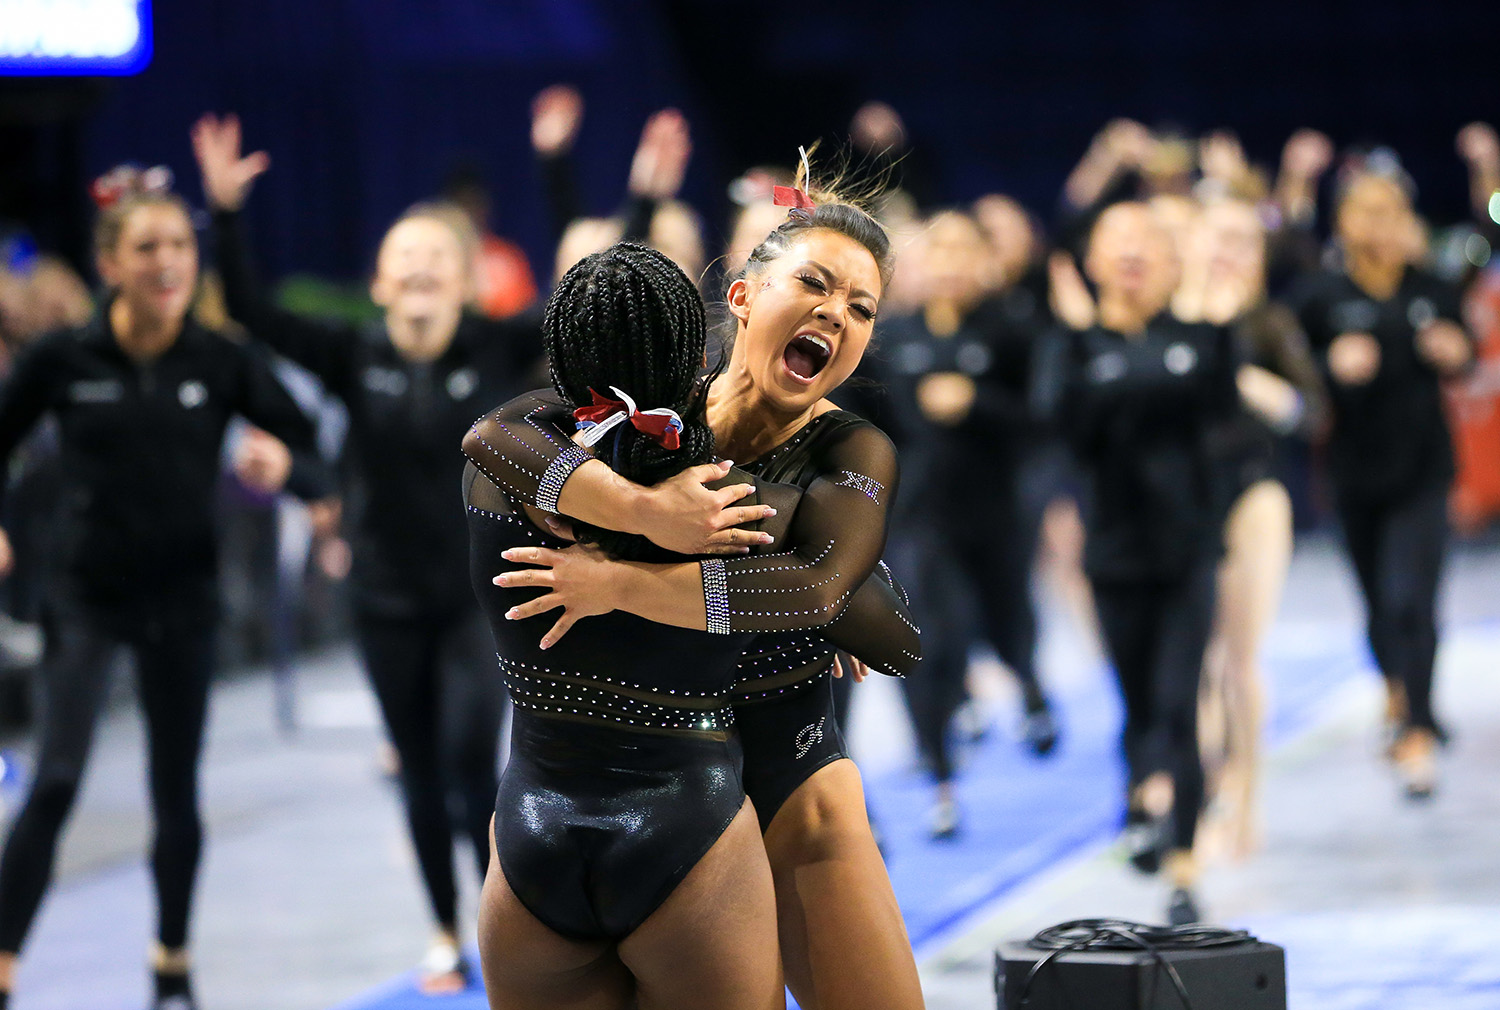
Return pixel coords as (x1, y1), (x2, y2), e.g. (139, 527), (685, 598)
(464, 395), (916, 937)
(726, 409), (918, 826)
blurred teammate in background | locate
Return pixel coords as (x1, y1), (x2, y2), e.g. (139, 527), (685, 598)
(194, 113), (537, 992)
(0, 168), (329, 1010)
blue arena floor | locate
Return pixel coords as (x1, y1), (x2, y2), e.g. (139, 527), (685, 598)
(330, 611), (1385, 1010)
(4, 542), (1497, 1010)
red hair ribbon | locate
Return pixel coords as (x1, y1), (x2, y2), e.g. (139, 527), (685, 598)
(573, 387), (683, 450)
(89, 165), (175, 210)
(772, 146), (817, 213)
(772, 185), (815, 210)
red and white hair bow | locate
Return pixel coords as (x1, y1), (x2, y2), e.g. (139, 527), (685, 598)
(573, 386), (684, 451)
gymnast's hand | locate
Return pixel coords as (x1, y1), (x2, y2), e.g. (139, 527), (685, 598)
(495, 544), (623, 649)
(634, 462), (776, 556)
(831, 654), (870, 683)
(191, 113), (271, 212)
(1327, 332), (1381, 386)
(1415, 319), (1473, 377)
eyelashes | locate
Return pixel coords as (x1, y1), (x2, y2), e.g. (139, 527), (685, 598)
(798, 275), (876, 321)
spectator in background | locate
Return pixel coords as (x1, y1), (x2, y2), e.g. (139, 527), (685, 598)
(194, 112), (537, 993)
(1289, 168), (1476, 800)
(443, 163), (539, 320)
(530, 87), (703, 283)
(1036, 202), (1240, 926)
(0, 166), (329, 1010)
(855, 207), (1063, 839)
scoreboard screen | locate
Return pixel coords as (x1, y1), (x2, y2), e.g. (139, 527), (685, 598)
(0, 0), (153, 76)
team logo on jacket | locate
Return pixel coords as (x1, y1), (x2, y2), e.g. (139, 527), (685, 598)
(955, 341), (992, 375)
(1330, 300), (1379, 333)
(1086, 351), (1126, 384)
(795, 717), (826, 759)
(362, 366), (408, 396)
(446, 367), (478, 400)
(1164, 342), (1198, 375)
(178, 380), (208, 408)
(67, 378), (123, 403)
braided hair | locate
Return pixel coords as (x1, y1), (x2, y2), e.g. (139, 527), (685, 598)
(544, 242), (718, 560)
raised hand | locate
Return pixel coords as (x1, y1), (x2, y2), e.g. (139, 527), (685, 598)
(1048, 251), (1097, 331)
(190, 113), (270, 212)
(850, 101), (906, 154)
(1456, 123), (1500, 221)
(1456, 122), (1500, 172)
(628, 109), (692, 200)
(1279, 129), (1334, 183)
(1199, 130), (1249, 186)
(531, 84), (584, 157)
(1101, 119), (1155, 169)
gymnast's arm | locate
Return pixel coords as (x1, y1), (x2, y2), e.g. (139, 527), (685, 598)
(496, 423), (909, 653)
(463, 389), (769, 555)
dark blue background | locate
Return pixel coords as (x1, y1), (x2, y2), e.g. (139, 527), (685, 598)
(3, 0), (1497, 282)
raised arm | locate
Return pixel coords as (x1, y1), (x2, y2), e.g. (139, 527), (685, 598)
(531, 85), (586, 241)
(193, 113), (360, 395)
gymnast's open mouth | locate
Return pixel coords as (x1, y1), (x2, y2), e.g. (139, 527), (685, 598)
(782, 331), (833, 384)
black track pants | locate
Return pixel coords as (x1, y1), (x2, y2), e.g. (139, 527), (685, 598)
(1092, 560), (1217, 852)
(355, 608), (506, 929)
(0, 605), (215, 953)
(1339, 484), (1448, 733)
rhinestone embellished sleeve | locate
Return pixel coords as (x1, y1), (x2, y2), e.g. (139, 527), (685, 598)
(702, 559), (732, 635)
(463, 390), (589, 512)
(821, 560), (920, 676)
(712, 422), (904, 636)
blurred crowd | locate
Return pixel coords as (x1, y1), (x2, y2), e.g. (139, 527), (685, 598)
(0, 91), (1498, 975)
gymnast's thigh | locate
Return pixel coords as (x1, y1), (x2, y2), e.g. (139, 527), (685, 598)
(478, 816), (631, 1010)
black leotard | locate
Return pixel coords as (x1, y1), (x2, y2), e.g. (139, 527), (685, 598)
(467, 393), (917, 827)
(1205, 300), (1328, 504)
(726, 410), (917, 825)
(464, 398), (915, 938)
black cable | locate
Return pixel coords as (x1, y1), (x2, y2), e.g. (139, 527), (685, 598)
(1012, 918), (1256, 1010)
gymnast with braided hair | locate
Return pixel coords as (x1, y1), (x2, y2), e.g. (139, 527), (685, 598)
(468, 240), (916, 1008)
(467, 156), (926, 1010)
